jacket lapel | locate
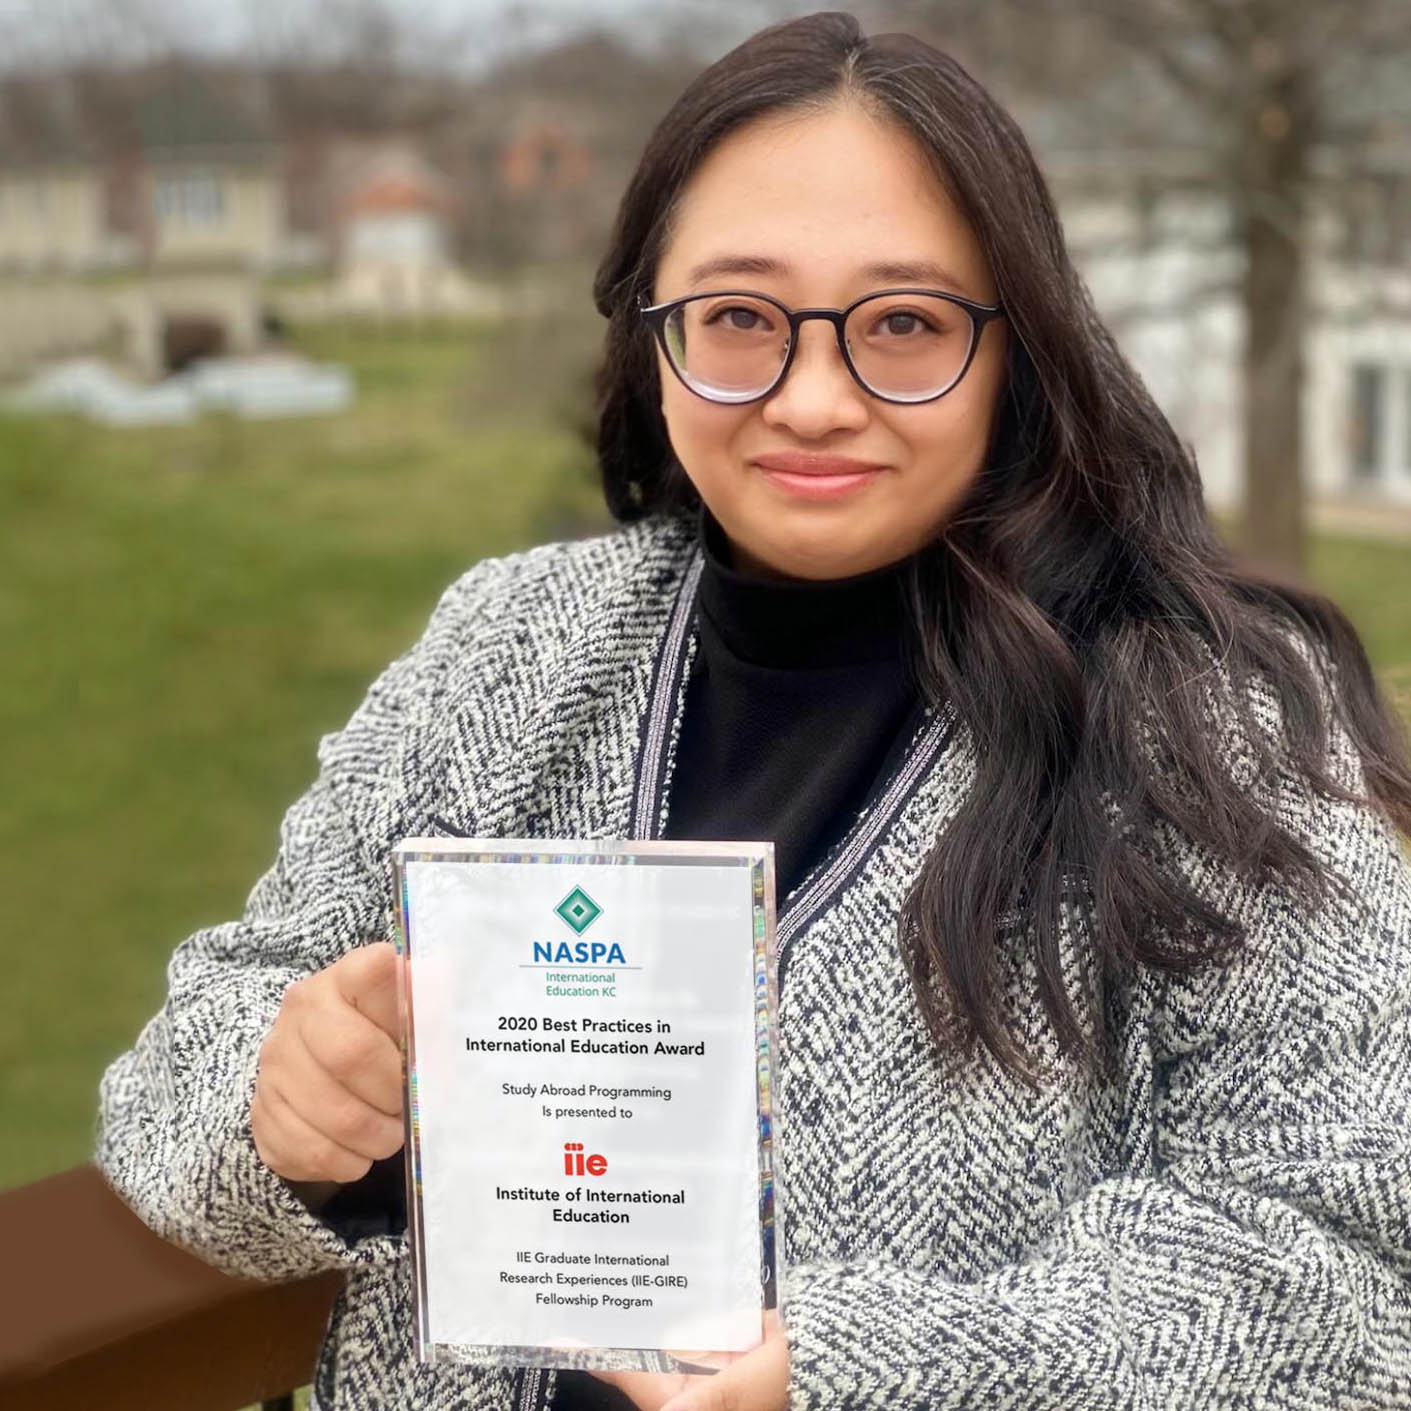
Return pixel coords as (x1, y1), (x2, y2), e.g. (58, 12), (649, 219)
(431, 517), (699, 842)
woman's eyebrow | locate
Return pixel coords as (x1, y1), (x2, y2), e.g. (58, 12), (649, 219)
(861, 258), (967, 290)
(685, 254), (969, 291)
(686, 254), (788, 286)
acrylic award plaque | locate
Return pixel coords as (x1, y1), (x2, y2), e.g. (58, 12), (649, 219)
(390, 837), (780, 1373)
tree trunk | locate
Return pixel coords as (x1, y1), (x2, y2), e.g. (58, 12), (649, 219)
(1237, 67), (1312, 581)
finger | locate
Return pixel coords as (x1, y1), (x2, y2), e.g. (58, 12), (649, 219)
(333, 940), (402, 1040)
(588, 1369), (691, 1411)
(252, 1080), (374, 1184)
(275, 1028), (404, 1160)
(661, 1312), (778, 1373)
(588, 1317), (778, 1408)
(658, 1327), (789, 1411)
(295, 992), (404, 1116)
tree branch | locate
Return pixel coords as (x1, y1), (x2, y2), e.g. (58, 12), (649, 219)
(1063, 0), (1234, 102)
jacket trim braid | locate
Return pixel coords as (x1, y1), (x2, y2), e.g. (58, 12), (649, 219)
(631, 549), (705, 840)
(773, 702), (954, 964)
(627, 543), (958, 978)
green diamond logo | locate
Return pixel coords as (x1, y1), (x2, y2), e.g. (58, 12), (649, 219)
(555, 886), (602, 935)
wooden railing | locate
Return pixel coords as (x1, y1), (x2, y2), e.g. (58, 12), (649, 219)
(0, 1164), (344, 1411)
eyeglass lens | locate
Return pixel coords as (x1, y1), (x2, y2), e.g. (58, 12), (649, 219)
(661, 292), (976, 402)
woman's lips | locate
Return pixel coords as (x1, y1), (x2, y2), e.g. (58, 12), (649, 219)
(751, 453), (886, 499)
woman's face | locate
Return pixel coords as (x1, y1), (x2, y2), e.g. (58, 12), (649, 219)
(651, 101), (1008, 580)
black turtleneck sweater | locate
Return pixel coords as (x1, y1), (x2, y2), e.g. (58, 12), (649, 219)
(552, 513), (923, 1408)
(662, 510), (922, 897)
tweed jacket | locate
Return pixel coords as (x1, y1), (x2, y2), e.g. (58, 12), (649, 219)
(97, 513), (1411, 1409)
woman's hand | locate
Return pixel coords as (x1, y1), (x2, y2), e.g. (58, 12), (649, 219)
(251, 941), (405, 1196)
(590, 1311), (789, 1411)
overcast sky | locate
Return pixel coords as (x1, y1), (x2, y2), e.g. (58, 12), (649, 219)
(0, 0), (821, 72)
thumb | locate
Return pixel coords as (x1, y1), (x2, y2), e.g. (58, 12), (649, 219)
(659, 1378), (737, 1411)
(660, 1313), (788, 1411)
(334, 940), (402, 1040)
(659, 1357), (778, 1411)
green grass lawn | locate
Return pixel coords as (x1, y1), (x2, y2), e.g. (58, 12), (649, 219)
(1309, 533), (1411, 717)
(0, 317), (609, 1191)
(2, 319), (1409, 1193)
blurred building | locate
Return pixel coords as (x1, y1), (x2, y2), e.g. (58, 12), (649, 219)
(1026, 54), (1411, 513)
(1050, 174), (1411, 512)
(0, 42), (676, 279)
(0, 67), (495, 368)
(0, 77), (126, 271)
(130, 70), (288, 270)
(0, 68), (375, 277)
(499, 121), (595, 196)
(329, 140), (493, 315)
(0, 68), (293, 274)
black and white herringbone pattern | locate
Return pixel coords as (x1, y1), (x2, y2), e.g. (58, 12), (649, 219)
(97, 514), (1411, 1409)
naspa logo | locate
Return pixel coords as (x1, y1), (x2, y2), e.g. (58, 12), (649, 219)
(531, 886), (627, 965)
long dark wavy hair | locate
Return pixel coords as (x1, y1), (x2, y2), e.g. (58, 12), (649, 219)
(591, 11), (1411, 1081)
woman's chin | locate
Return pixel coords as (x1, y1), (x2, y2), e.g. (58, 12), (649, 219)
(730, 527), (899, 582)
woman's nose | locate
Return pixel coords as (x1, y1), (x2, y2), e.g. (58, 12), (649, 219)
(759, 320), (870, 437)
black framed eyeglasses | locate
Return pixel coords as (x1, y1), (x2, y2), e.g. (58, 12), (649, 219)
(638, 286), (1005, 406)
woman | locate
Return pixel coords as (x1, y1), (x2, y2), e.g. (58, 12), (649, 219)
(97, 12), (1411, 1411)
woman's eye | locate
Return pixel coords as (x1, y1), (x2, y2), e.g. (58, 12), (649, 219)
(879, 311), (928, 336)
(702, 303), (773, 333)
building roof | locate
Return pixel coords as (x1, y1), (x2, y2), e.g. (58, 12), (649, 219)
(0, 75), (95, 167)
(341, 172), (448, 215)
(132, 67), (271, 160)
(332, 140), (454, 220)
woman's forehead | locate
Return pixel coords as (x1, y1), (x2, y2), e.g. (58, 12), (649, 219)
(656, 104), (992, 300)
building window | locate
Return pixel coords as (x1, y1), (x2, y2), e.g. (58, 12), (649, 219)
(154, 170), (225, 227)
(1350, 362), (1385, 480)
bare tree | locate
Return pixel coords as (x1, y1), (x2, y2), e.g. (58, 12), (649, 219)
(889, 0), (1411, 578)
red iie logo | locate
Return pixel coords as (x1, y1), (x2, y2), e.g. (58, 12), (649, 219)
(563, 1141), (608, 1176)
